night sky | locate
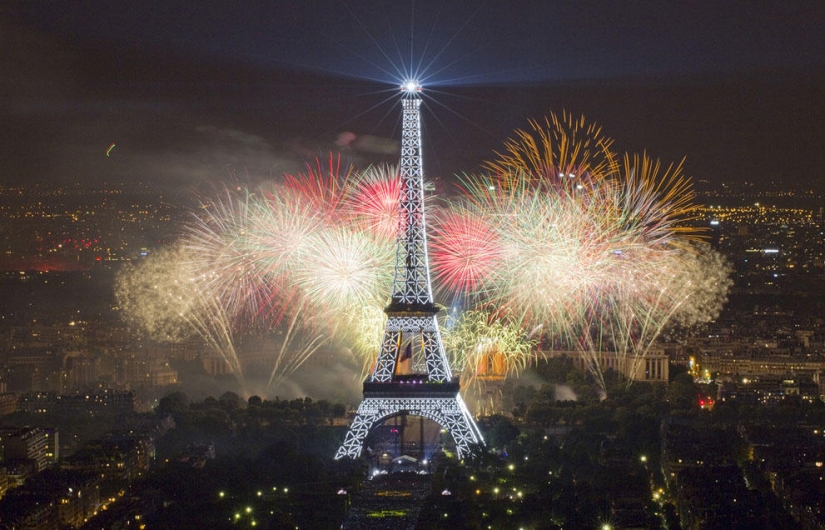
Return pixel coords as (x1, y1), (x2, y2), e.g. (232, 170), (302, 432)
(2, 1), (824, 195)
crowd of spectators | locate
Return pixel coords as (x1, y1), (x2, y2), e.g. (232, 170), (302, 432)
(342, 472), (432, 530)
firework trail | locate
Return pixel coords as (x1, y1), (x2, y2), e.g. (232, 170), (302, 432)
(484, 111), (616, 188)
(431, 112), (732, 391)
(270, 160), (398, 349)
(116, 158), (402, 389)
(441, 309), (536, 391)
(181, 188), (275, 328)
(117, 113), (731, 396)
(115, 244), (245, 386)
(346, 164), (403, 240)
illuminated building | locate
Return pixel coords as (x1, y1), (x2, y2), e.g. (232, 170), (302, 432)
(546, 349), (670, 384)
(0, 426), (55, 472)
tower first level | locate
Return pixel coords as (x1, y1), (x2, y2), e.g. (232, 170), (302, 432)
(334, 380), (483, 460)
(335, 312), (484, 460)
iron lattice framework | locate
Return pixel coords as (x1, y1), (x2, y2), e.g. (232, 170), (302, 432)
(335, 87), (484, 460)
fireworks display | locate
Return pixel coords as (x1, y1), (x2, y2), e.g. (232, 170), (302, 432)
(116, 157), (400, 387)
(116, 113), (731, 397)
(116, 243), (246, 386)
(442, 310), (537, 388)
(431, 112), (732, 390)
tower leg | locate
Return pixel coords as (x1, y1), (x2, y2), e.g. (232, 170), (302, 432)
(335, 401), (379, 460)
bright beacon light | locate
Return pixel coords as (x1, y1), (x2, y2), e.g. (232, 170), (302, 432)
(401, 80), (422, 93)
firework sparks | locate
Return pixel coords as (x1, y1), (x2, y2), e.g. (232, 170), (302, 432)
(293, 224), (394, 319)
(483, 110), (616, 188)
(441, 310), (537, 388)
(116, 159), (403, 390)
(117, 113), (731, 396)
(432, 112), (732, 391)
(346, 164), (402, 240)
(115, 243), (246, 386)
(430, 205), (503, 296)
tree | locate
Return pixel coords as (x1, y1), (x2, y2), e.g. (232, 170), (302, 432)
(485, 415), (520, 449)
(218, 391), (244, 411)
(667, 372), (697, 411)
(157, 391), (189, 416)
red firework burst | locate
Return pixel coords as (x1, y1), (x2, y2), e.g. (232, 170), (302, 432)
(281, 153), (355, 222)
(430, 208), (503, 295)
(347, 165), (402, 242)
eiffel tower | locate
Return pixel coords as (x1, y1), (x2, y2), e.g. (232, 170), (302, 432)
(335, 81), (484, 460)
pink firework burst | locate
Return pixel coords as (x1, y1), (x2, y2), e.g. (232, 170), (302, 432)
(347, 164), (402, 242)
(430, 207), (503, 296)
(281, 153), (355, 222)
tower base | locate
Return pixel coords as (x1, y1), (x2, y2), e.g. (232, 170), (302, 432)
(335, 388), (483, 460)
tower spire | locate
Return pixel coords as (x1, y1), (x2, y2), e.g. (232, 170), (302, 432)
(335, 82), (484, 461)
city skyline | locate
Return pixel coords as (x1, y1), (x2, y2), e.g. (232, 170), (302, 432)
(2, 1), (824, 195)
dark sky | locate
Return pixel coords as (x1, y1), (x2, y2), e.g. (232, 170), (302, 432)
(2, 1), (824, 195)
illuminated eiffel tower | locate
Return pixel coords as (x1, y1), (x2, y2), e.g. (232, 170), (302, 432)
(335, 81), (484, 460)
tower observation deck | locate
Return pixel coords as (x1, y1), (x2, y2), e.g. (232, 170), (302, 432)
(334, 82), (484, 460)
